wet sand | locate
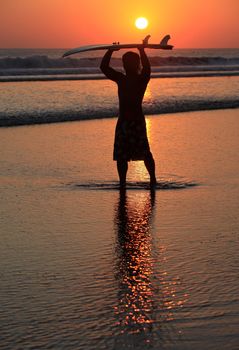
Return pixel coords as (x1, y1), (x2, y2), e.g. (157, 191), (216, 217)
(0, 109), (239, 349)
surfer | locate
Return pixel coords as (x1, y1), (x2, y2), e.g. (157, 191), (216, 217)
(100, 45), (156, 188)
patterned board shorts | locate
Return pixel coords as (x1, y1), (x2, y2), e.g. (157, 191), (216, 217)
(113, 118), (151, 161)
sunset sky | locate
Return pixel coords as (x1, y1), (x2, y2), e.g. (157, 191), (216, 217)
(1, 0), (238, 48)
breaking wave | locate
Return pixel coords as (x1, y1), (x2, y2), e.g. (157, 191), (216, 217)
(1, 55), (239, 70)
(1, 55), (239, 82)
(1, 99), (238, 127)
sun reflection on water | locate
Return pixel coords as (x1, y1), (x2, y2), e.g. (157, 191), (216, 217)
(114, 191), (188, 347)
(115, 192), (154, 330)
(130, 118), (153, 182)
(145, 117), (152, 142)
(144, 84), (153, 101)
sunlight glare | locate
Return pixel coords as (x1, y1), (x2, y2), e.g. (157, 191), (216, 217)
(135, 17), (148, 30)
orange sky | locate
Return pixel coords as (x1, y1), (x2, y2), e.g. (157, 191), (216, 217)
(0, 0), (238, 48)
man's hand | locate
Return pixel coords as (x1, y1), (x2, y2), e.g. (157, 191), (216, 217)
(109, 47), (120, 52)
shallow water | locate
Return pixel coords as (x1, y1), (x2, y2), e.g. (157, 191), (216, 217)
(0, 109), (239, 349)
(0, 76), (239, 126)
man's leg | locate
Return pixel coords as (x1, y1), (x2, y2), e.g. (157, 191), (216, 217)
(117, 160), (128, 187)
(144, 152), (156, 186)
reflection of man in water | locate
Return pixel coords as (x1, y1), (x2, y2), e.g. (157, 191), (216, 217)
(100, 44), (156, 188)
(114, 191), (156, 347)
(114, 191), (187, 347)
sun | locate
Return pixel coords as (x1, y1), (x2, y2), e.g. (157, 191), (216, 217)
(135, 17), (148, 30)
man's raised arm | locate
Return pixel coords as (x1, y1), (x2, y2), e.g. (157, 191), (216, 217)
(100, 49), (121, 82)
(138, 46), (151, 80)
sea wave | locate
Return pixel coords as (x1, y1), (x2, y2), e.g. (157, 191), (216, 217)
(1, 70), (239, 82)
(1, 55), (239, 82)
(1, 55), (239, 70)
(1, 98), (238, 127)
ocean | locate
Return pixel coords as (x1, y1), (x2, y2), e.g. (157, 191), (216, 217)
(0, 48), (239, 126)
(0, 48), (239, 350)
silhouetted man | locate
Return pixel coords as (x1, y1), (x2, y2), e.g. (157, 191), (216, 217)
(100, 45), (156, 188)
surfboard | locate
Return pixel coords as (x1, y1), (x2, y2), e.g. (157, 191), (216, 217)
(63, 35), (173, 57)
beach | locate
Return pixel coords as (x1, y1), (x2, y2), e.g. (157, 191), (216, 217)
(1, 0), (239, 347)
(0, 109), (238, 349)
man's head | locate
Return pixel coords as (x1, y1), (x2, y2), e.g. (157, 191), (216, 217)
(122, 51), (140, 74)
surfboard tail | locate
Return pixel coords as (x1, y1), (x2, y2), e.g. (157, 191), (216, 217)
(159, 35), (171, 46)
